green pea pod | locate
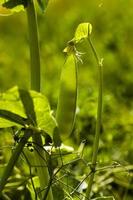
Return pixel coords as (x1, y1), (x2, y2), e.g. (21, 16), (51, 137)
(56, 48), (78, 139)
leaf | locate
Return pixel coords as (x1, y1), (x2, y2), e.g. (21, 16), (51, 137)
(2, 0), (27, 8)
(92, 197), (115, 200)
(52, 183), (64, 200)
(30, 90), (56, 136)
(0, 86), (56, 136)
(0, 109), (27, 126)
(37, 0), (49, 12)
(0, 5), (12, 16)
(0, 129), (33, 193)
(26, 176), (40, 200)
(0, 0), (26, 15)
(53, 126), (62, 147)
(0, 87), (27, 128)
(18, 89), (37, 125)
(74, 22), (92, 43)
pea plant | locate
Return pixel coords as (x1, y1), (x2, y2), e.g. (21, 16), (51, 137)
(0, 0), (104, 200)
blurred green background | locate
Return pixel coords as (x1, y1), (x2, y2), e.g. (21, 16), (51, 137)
(0, 0), (133, 199)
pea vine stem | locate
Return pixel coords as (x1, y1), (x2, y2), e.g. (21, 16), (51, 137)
(85, 37), (103, 199)
(26, 0), (40, 91)
(26, 1), (53, 200)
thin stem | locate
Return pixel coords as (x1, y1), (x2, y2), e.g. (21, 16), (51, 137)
(85, 37), (103, 199)
(26, 1), (53, 200)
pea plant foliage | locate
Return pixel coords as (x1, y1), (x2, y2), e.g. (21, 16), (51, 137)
(0, 0), (106, 199)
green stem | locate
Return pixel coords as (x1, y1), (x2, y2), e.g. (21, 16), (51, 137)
(0, 130), (32, 194)
(85, 38), (103, 199)
(26, 0), (40, 91)
(26, 1), (53, 200)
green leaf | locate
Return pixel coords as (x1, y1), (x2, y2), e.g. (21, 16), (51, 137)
(53, 126), (62, 147)
(0, 109), (27, 126)
(74, 22), (92, 43)
(37, 0), (49, 12)
(52, 183), (64, 200)
(18, 89), (37, 126)
(0, 87), (27, 128)
(0, 129), (33, 193)
(92, 197), (115, 200)
(30, 89), (56, 136)
(2, 0), (27, 9)
(26, 176), (40, 200)
(0, 86), (56, 136)
(0, 0), (26, 15)
(0, 5), (12, 16)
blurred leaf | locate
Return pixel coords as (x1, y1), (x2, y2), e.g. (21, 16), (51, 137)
(59, 143), (74, 153)
(37, 0), (49, 12)
(30, 89), (56, 136)
(92, 197), (115, 200)
(0, 87), (27, 128)
(0, 0), (26, 15)
(0, 5), (12, 16)
(52, 183), (64, 200)
(26, 176), (40, 200)
(37, 0), (44, 11)
(0, 86), (56, 136)
(53, 126), (62, 147)
(2, 0), (27, 9)
(74, 22), (92, 43)
(18, 89), (37, 126)
(0, 109), (27, 126)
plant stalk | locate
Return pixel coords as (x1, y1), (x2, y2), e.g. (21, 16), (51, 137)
(85, 38), (103, 199)
(26, 1), (53, 199)
(26, 0), (40, 91)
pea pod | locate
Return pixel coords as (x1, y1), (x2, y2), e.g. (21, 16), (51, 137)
(56, 43), (78, 139)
